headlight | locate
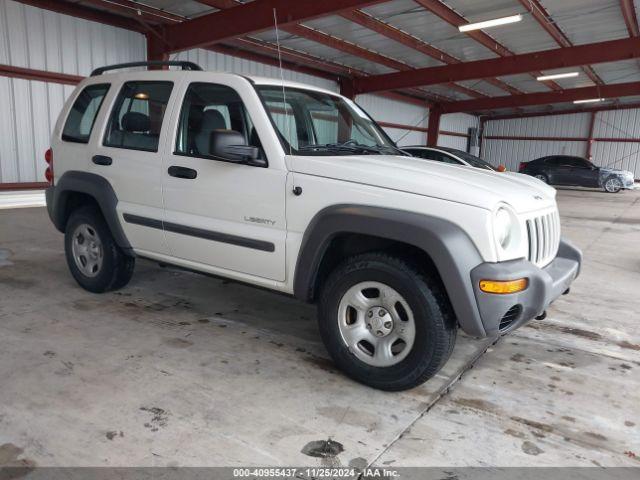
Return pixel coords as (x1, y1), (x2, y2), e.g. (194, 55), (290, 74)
(494, 207), (513, 250)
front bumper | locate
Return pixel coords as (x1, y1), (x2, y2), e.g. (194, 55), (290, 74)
(469, 238), (582, 335)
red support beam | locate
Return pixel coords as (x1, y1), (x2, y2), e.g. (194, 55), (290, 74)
(193, 1), (445, 103)
(76, 0), (184, 24)
(488, 102), (640, 120)
(413, 0), (561, 91)
(282, 25), (482, 100)
(586, 112), (597, 159)
(164, 0), (385, 52)
(339, 78), (356, 100)
(427, 106), (442, 146)
(440, 81), (640, 113)
(621, 0), (640, 37)
(13, 0), (146, 32)
(0, 63), (82, 85)
(354, 36), (640, 94)
(339, 9), (521, 96)
(518, 0), (603, 85)
(0, 182), (49, 191)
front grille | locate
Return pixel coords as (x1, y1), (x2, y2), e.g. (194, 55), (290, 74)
(499, 305), (522, 331)
(526, 210), (561, 267)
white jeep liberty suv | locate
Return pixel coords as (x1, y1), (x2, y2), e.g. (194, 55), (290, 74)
(45, 61), (582, 391)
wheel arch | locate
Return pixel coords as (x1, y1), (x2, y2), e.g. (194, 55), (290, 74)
(46, 171), (133, 253)
(293, 205), (488, 337)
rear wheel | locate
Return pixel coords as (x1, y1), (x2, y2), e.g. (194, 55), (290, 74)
(534, 173), (549, 184)
(604, 177), (622, 193)
(65, 206), (135, 293)
(318, 253), (457, 391)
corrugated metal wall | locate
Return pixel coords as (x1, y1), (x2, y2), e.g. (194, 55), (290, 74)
(482, 110), (640, 177)
(172, 48), (338, 92)
(482, 113), (590, 172)
(356, 94), (428, 146)
(593, 109), (640, 175)
(0, 0), (145, 184)
(438, 113), (478, 150)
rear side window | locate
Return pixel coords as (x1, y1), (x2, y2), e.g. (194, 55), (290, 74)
(104, 81), (173, 152)
(61, 84), (110, 143)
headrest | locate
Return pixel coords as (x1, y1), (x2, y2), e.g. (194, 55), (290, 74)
(121, 112), (150, 132)
(201, 109), (226, 130)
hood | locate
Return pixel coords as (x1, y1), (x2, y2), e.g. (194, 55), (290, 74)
(600, 166), (634, 177)
(288, 154), (557, 214)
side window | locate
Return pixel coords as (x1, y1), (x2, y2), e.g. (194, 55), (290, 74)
(264, 99), (299, 150)
(417, 150), (460, 164)
(61, 84), (110, 143)
(408, 149), (437, 160)
(437, 153), (462, 165)
(175, 82), (263, 158)
(104, 81), (173, 152)
(544, 157), (561, 166)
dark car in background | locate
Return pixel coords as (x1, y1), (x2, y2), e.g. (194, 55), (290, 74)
(519, 155), (635, 193)
(403, 146), (506, 172)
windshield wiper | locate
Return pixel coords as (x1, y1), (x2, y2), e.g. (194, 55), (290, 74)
(298, 140), (398, 155)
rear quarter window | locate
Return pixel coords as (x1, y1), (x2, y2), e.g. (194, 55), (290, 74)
(61, 84), (110, 143)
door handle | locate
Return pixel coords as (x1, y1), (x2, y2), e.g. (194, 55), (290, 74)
(168, 165), (197, 179)
(92, 155), (112, 166)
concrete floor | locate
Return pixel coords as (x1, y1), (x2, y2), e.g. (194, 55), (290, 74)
(0, 188), (638, 469)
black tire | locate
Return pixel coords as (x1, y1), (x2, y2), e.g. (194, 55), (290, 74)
(533, 173), (549, 184)
(603, 176), (622, 193)
(64, 205), (135, 293)
(317, 253), (457, 391)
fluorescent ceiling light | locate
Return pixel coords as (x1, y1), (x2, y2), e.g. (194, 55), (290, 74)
(537, 72), (579, 81)
(459, 14), (522, 32)
(573, 98), (605, 104)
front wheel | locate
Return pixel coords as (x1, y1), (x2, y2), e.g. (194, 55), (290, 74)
(317, 253), (457, 391)
(604, 177), (622, 193)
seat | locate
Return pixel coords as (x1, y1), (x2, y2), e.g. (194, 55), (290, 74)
(194, 110), (227, 155)
(109, 112), (158, 150)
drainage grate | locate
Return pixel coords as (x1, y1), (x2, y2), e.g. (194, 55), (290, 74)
(499, 305), (522, 331)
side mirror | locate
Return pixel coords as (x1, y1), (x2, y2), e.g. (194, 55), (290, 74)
(497, 164), (507, 172)
(210, 130), (262, 164)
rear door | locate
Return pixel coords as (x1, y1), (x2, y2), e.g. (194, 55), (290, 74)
(92, 79), (176, 256)
(544, 156), (569, 184)
(161, 80), (287, 281)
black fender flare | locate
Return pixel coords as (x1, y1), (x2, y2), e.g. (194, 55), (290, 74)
(293, 204), (488, 337)
(45, 171), (132, 253)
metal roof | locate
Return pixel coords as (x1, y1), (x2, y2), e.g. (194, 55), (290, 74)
(18, 0), (640, 117)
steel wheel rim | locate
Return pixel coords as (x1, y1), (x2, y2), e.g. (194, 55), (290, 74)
(534, 174), (547, 183)
(605, 178), (621, 192)
(71, 223), (103, 278)
(337, 281), (416, 367)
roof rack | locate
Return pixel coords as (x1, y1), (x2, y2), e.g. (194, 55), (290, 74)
(90, 61), (203, 76)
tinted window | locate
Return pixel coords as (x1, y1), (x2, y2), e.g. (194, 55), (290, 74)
(544, 157), (562, 166)
(437, 147), (496, 170)
(175, 83), (263, 160)
(104, 81), (173, 152)
(62, 84), (110, 143)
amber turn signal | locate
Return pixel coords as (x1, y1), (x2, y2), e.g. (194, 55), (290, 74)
(479, 278), (528, 294)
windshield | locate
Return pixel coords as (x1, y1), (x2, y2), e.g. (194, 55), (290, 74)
(438, 147), (496, 171)
(255, 86), (405, 156)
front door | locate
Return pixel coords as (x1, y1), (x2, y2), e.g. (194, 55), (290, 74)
(161, 81), (287, 281)
(570, 158), (600, 188)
